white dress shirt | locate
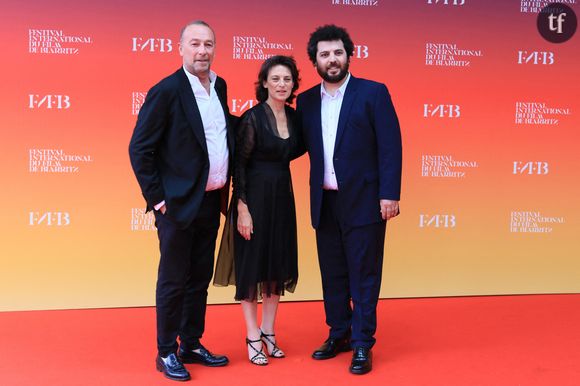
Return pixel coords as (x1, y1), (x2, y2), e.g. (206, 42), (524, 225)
(320, 73), (351, 190)
(154, 68), (229, 210)
(183, 66), (229, 192)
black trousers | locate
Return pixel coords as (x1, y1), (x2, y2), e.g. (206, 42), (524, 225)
(315, 190), (386, 349)
(154, 191), (221, 356)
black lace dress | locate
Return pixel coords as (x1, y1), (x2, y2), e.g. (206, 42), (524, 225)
(232, 103), (304, 301)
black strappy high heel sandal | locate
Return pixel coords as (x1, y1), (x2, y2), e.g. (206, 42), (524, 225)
(246, 337), (269, 365)
(260, 330), (285, 358)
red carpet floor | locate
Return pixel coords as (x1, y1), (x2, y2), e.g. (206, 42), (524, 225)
(1, 295), (579, 385)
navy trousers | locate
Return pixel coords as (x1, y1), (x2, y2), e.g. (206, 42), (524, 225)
(316, 190), (386, 349)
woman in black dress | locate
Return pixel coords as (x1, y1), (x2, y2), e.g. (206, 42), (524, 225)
(234, 56), (303, 365)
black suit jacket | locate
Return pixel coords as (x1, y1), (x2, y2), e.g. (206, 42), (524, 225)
(297, 75), (402, 229)
(129, 68), (234, 229)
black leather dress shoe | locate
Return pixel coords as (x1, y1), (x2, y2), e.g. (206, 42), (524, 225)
(179, 344), (229, 367)
(349, 347), (372, 375)
(156, 353), (191, 382)
(312, 336), (351, 360)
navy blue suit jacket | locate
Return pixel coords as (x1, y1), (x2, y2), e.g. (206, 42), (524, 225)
(296, 75), (402, 229)
(129, 68), (234, 229)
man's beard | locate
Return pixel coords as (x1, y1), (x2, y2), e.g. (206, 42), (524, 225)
(317, 60), (349, 83)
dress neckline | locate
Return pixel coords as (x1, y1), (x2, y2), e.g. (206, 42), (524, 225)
(262, 103), (291, 140)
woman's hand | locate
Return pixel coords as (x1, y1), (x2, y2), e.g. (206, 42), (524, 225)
(237, 200), (253, 240)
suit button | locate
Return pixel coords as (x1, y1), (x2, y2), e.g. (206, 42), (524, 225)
(334, 158), (338, 161)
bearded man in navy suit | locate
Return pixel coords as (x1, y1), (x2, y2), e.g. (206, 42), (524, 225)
(296, 24), (402, 375)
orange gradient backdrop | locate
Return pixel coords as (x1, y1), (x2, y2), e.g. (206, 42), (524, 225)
(1, 0), (579, 311)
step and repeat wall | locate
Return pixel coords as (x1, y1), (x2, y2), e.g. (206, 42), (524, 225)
(1, 0), (578, 311)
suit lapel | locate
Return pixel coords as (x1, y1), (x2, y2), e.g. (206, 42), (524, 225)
(334, 76), (358, 153)
(177, 69), (208, 154)
(310, 86), (324, 157)
(214, 80), (234, 155)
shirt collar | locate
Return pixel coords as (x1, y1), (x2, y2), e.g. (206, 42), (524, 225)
(320, 72), (351, 99)
(183, 66), (217, 97)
